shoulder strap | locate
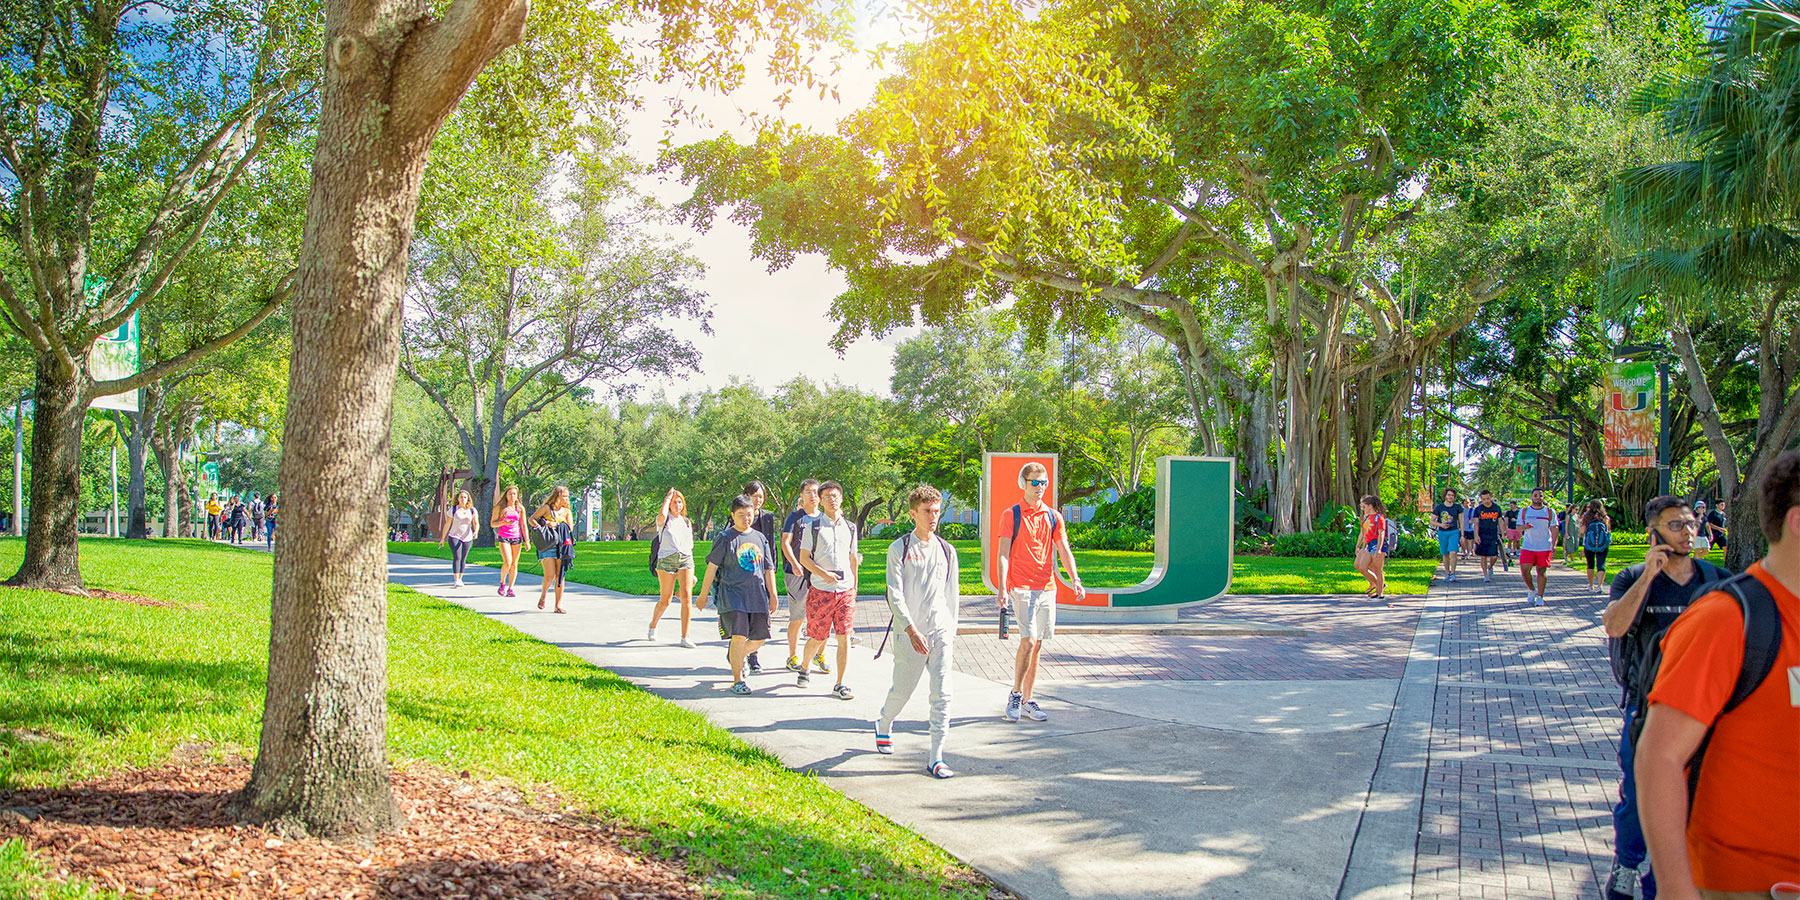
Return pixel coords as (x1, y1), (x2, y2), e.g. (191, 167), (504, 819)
(1720, 573), (1784, 715)
(1010, 504), (1022, 542)
(1696, 561), (1724, 586)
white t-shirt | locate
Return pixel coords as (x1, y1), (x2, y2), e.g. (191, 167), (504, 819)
(658, 515), (693, 556)
(802, 514), (858, 591)
(447, 506), (477, 542)
(1519, 505), (1559, 552)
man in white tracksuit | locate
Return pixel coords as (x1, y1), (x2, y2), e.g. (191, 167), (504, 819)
(878, 484), (962, 779)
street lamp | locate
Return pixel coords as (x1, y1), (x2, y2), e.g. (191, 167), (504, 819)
(1615, 343), (1671, 495)
(1545, 412), (1576, 553)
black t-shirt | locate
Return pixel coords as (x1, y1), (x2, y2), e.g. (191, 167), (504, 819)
(1471, 504), (1503, 541)
(1704, 509), (1727, 542)
(1610, 559), (1732, 695)
(1432, 502), (1465, 533)
(781, 509), (818, 575)
(1504, 508), (1520, 529)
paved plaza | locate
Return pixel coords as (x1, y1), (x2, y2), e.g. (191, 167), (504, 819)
(387, 551), (1628, 899)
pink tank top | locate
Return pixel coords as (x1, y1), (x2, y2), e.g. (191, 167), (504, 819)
(495, 506), (523, 540)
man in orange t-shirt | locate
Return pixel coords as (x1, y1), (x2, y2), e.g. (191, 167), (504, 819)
(996, 461), (1084, 724)
(1638, 449), (1800, 900)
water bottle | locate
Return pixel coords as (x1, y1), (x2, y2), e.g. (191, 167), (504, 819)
(998, 602), (1011, 640)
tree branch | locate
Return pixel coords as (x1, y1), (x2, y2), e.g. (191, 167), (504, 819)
(389, 0), (530, 145)
(90, 275), (292, 397)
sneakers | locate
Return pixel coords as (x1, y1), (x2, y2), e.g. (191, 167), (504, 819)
(1003, 692), (1023, 722)
(785, 655), (804, 673)
(928, 760), (956, 779)
(678, 637), (697, 649)
(813, 653), (831, 675)
(1447, 572), (1457, 583)
(1482, 574), (1492, 583)
(1022, 699), (1048, 721)
(647, 627), (658, 642)
(747, 652), (762, 673)
(730, 681), (751, 695)
(833, 683), (854, 701)
(797, 670), (811, 688)
(1604, 863), (1643, 900)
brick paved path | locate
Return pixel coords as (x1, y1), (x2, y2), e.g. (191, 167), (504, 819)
(1410, 561), (1626, 900)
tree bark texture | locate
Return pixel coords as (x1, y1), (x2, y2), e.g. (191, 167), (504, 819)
(122, 408), (153, 538)
(8, 359), (87, 590)
(239, 0), (526, 839)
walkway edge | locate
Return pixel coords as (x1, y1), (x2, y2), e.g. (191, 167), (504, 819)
(1335, 591), (1445, 900)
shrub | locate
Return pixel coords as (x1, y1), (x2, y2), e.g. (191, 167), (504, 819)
(1093, 486), (1155, 531)
(1068, 525), (1153, 552)
(1268, 525), (1435, 559)
(938, 522), (978, 541)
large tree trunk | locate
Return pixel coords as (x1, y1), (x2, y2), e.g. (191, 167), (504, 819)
(238, 0), (526, 839)
(7, 360), (88, 591)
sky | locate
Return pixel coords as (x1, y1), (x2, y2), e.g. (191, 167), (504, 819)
(617, 16), (921, 400)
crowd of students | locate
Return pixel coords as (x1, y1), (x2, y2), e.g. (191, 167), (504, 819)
(204, 492), (277, 548)
(1355, 486), (1733, 606)
(431, 462), (1080, 779)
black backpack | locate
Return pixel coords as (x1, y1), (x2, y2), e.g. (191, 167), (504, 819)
(647, 534), (661, 575)
(1626, 572), (1783, 807)
(1608, 561), (1726, 690)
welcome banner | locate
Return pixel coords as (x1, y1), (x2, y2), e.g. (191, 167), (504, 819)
(1605, 361), (1657, 469)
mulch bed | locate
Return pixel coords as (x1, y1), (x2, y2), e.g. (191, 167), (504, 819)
(1, 761), (706, 899)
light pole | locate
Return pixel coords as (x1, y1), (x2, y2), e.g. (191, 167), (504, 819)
(1616, 343), (1671, 495)
(1546, 412), (1576, 555)
(12, 391), (25, 537)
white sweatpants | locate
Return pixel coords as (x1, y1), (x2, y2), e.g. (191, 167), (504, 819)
(879, 634), (954, 761)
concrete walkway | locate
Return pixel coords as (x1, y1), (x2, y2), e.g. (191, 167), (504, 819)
(386, 550), (1626, 900)
(389, 553), (1403, 900)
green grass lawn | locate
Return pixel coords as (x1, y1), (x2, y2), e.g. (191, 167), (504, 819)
(390, 539), (1441, 597)
(0, 538), (991, 900)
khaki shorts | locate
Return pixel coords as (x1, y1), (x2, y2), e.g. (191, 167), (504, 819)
(1009, 588), (1057, 640)
(655, 552), (693, 574)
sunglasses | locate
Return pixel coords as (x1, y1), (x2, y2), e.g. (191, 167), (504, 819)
(1026, 479), (1049, 487)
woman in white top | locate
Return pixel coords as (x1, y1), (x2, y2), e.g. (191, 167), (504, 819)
(438, 490), (479, 587)
(647, 488), (697, 647)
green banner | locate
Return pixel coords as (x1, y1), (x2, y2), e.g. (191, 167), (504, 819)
(1514, 450), (1539, 493)
(85, 277), (140, 413)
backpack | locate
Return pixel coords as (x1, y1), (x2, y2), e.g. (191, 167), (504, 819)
(646, 534), (661, 575)
(1626, 572), (1783, 809)
(1584, 519), (1612, 552)
(875, 530), (958, 659)
(528, 517), (558, 552)
(1609, 561), (1726, 690)
(1380, 516), (1400, 556)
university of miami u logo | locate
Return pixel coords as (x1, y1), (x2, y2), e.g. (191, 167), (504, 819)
(980, 453), (1235, 619)
(1611, 390), (1651, 412)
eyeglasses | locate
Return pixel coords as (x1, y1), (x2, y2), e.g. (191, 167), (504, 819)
(1657, 519), (1700, 532)
(1026, 479), (1049, 487)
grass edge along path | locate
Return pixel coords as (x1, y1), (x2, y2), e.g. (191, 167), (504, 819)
(0, 538), (998, 900)
(388, 539), (1440, 598)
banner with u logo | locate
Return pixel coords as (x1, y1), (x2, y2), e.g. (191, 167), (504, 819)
(1605, 361), (1657, 469)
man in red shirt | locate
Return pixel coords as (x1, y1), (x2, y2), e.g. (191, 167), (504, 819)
(1638, 449), (1800, 899)
(996, 461), (1085, 723)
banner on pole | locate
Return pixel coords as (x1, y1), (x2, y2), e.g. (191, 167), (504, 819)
(1514, 450), (1539, 493)
(86, 275), (140, 413)
(200, 461), (220, 496)
(1605, 360), (1657, 469)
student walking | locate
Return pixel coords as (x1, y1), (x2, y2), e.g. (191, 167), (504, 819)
(1581, 499), (1614, 594)
(1597, 495), (1732, 900)
(796, 481), (861, 700)
(249, 493), (265, 542)
(227, 498), (247, 544)
(206, 495), (221, 540)
(491, 485), (526, 598)
(440, 489), (478, 588)
(997, 461), (1084, 723)
(1635, 451), (1799, 900)
(1690, 500), (1715, 559)
(741, 480), (779, 674)
(647, 488), (698, 647)
(781, 479), (823, 672)
(878, 484), (962, 778)
(1702, 500), (1729, 559)
(263, 493), (278, 548)
(1517, 488), (1560, 605)
(1356, 495), (1390, 598)
(1433, 488), (1465, 582)
(696, 494), (778, 695)
(1503, 499), (1523, 569)
(533, 486), (575, 614)
(1471, 490), (1503, 582)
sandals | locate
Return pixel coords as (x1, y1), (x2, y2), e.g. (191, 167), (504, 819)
(875, 733), (893, 755)
(928, 760), (956, 779)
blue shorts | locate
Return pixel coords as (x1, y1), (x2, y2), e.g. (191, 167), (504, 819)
(1437, 530), (1461, 555)
(1363, 539), (1382, 555)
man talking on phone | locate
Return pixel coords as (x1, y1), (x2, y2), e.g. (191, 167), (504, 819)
(1596, 496), (1732, 900)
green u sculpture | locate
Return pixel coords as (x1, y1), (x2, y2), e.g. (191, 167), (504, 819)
(980, 453), (1236, 624)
